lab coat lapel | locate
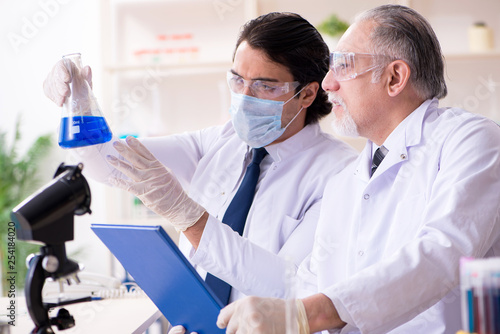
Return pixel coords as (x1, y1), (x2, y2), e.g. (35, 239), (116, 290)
(372, 143), (409, 178)
(367, 100), (432, 180)
(353, 140), (407, 182)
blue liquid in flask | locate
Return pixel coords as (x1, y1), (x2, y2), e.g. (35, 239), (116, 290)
(59, 116), (112, 148)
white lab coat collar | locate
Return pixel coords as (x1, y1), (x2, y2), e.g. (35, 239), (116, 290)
(264, 123), (322, 163)
(233, 123), (323, 187)
(355, 99), (436, 181)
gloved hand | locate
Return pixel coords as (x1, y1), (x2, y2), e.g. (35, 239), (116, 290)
(43, 59), (92, 107)
(106, 136), (206, 232)
(168, 325), (198, 334)
(216, 296), (310, 334)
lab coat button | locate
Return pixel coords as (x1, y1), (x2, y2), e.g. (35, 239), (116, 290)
(358, 251), (364, 256)
(363, 194), (370, 200)
(400, 154), (407, 160)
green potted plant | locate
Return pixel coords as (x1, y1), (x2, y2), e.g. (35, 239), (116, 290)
(317, 14), (350, 51)
(0, 119), (52, 295)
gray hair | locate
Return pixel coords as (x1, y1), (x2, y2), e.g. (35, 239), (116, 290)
(357, 5), (447, 100)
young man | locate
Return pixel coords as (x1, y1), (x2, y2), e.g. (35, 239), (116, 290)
(217, 5), (500, 334)
(43, 11), (356, 323)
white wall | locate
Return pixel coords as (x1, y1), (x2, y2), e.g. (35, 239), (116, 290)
(1, 0), (110, 275)
(1, 0), (103, 152)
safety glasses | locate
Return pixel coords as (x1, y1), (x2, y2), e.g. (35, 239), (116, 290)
(329, 52), (388, 81)
(226, 71), (301, 99)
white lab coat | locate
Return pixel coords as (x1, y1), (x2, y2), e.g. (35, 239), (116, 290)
(74, 121), (357, 303)
(298, 99), (500, 334)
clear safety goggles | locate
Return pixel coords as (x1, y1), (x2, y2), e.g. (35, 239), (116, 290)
(226, 71), (301, 99)
(329, 52), (387, 81)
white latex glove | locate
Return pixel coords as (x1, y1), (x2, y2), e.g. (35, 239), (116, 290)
(168, 325), (198, 334)
(217, 296), (310, 334)
(106, 136), (206, 231)
(43, 59), (92, 107)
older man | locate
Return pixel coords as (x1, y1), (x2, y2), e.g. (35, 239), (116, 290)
(218, 5), (500, 334)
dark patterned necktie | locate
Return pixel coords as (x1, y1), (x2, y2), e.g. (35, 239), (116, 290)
(205, 147), (268, 305)
(371, 146), (388, 177)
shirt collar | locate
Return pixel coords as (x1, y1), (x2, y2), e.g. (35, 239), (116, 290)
(264, 123), (322, 163)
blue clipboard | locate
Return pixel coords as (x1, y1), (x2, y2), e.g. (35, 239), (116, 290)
(91, 224), (225, 334)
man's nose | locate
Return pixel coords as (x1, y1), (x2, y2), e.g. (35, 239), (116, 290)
(322, 70), (340, 92)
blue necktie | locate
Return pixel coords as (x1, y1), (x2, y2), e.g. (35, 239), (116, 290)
(205, 147), (268, 305)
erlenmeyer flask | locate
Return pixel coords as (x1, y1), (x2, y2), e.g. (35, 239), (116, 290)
(58, 53), (112, 148)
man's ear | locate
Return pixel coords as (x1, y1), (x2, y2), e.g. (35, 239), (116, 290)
(300, 82), (320, 108)
(386, 60), (411, 97)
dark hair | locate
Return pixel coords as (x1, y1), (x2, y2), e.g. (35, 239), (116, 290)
(357, 5), (447, 100)
(234, 12), (331, 125)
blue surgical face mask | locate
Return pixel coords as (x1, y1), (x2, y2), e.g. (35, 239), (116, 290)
(229, 88), (305, 148)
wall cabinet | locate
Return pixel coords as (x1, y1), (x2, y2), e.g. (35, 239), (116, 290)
(100, 0), (259, 138)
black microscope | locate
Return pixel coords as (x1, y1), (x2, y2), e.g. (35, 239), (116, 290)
(11, 163), (92, 334)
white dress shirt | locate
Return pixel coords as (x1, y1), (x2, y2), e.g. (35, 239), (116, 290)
(298, 99), (500, 334)
(181, 121), (357, 303)
(74, 121), (357, 303)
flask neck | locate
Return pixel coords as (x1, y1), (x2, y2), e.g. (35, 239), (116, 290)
(62, 53), (83, 75)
